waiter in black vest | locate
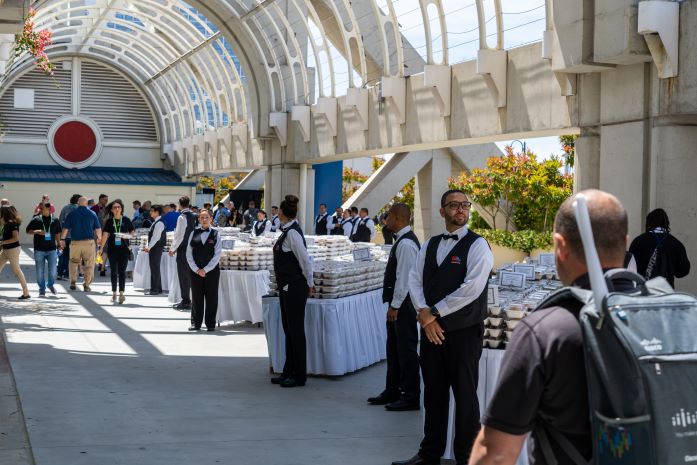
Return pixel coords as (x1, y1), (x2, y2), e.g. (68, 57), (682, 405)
(253, 210), (272, 237)
(314, 203), (331, 235)
(330, 207), (343, 235)
(271, 195), (314, 388)
(169, 196), (196, 310)
(144, 205), (165, 295)
(368, 203), (421, 411)
(393, 189), (493, 465)
(351, 208), (375, 242)
(186, 209), (222, 332)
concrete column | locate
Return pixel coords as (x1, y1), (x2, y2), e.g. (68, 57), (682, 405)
(414, 150), (451, 240)
(573, 129), (601, 192)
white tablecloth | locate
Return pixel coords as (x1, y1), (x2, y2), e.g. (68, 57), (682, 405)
(263, 289), (386, 376)
(166, 268), (270, 325)
(132, 252), (177, 291)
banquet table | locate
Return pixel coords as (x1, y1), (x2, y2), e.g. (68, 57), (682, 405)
(263, 289), (386, 376)
(132, 252), (177, 291)
(167, 267), (270, 325)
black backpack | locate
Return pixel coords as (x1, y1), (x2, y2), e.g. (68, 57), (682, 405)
(534, 270), (697, 465)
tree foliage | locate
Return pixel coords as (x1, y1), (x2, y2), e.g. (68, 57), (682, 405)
(197, 175), (243, 203)
(559, 134), (577, 169)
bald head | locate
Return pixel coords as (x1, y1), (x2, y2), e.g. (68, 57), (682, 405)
(554, 189), (627, 266)
(78, 197), (88, 206)
(387, 203), (411, 231)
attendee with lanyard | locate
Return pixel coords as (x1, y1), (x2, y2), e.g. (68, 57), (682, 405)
(98, 200), (135, 304)
(57, 194), (80, 280)
(368, 203), (421, 411)
(330, 207), (344, 235)
(341, 210), (354, 237)
(169, 196), (197, 310)
(314, 203), (332, 235)
(186, 209), (222, 332)
(33, 194), (56, 216)
(270, 206), (281, 232)
(26, 202), (63, 296)
(144, 205), (166, 295)
(0, 206), (30, 299)
(351, 208), (376, 243)
(393, 189), (493, 465)
(253, 210), (272, 237)
(60, 197), (102, 292)
(271, 195), (314, 388)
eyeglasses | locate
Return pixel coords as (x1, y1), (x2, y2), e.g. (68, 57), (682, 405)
(112, 205), (122, 209)
(444, 201), (472, 211)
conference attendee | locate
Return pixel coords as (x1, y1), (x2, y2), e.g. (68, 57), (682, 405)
(330, 207), (343, 235)
(143, 205), (166, 295)
(394, 189), (492, 465)
(253, 210), (272, 237)
(132, 200), (142, 221)
(169, 196), (197, 310)
(214, 202), (230, 227)
(138, 201), (153, 229)
(186, 209), (222, 332)
(99, 200), (135, 304)
(270, 206), (281, 232)
(314, 203), (332, 235)
(368, 203), (421, 411)
(380, 212), (395, 245)
(57, 194), (80, 280)
(162, 203), (180, 232)
(243, 200), (259, 231)
(271, 195), (313, 388)
(0, 206), (31, 299)
(26, 202), (62, 296)
(628, 208), (690, 287)
(469, 190), (632, 465)
(33, 194), (56, 215)
(60, 197), (102, 292)
(203, 202), (212, 211)
(341, 210), (354, 237)
(351, 208), (375, 243)
(0, 199), (10, 207)
(90, 194), (108, 219)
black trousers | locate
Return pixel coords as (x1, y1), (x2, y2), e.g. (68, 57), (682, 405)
(107, 247), (129, 292)
(148, 246), (164, 293)
(385, 297), (420, 402)
(419, 323), (484, 465)
(280, 280), (309, 382)
(190, 267), (220, 329)
(57, 238), (71, 277)
(176, 249), (192, 304)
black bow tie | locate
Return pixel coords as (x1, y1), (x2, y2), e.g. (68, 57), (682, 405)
(442, 234), (459, 241)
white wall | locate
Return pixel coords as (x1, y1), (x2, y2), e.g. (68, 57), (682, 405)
(0, 142), (164, 169)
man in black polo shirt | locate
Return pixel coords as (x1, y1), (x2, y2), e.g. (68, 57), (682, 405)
(393, 189), (493, 465)
(26, 203), (63, 296)
(469, 190), (630, 465)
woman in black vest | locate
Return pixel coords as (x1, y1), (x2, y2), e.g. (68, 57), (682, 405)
(185, 209), (222, 332)
(253, 210), (272, 237)
(271, 195), (314, 388)
(99, 200), (135, 304)
(144, 205), (165, 295)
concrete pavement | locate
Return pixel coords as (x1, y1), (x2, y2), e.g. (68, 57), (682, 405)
(0, 248), (422, 465)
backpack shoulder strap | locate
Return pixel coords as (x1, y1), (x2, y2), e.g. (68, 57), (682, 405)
(534, 287), (592, 315)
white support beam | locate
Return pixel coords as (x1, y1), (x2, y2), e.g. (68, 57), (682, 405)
(344, 88), (369, 131)
(477, 49), (507, 108)
(291, 105), (311, 142)
(269, 112), (288, 146)
(424, 65), (452, 117)
(381, 76), (406, 124)
(315, 97), (338, 137)
(638, 0), (679, 78)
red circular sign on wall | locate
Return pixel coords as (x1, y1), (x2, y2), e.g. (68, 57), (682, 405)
(53, 121), (97, 163)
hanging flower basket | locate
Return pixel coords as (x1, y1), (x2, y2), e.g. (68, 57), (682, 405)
(14, 8), (54, 76)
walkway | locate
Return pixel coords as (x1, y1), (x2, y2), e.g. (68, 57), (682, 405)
(0, 248), (421, 465)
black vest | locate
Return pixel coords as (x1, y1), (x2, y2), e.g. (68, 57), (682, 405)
(147, 218), (166, 249)
(315, 213), (329, 235)
(423, 231), (488, 332)
(352, 218), (371, 242)
(271, 215), (280, 232)
(330, 214), (342, 235)
(177, 210), (197, 253)
(254, 220), (269, 236)
(383, 230), (421, 304)
(273, 222), (307, 288)
(190, 227), (219, 270)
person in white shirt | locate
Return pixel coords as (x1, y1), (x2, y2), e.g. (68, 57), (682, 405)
(341, 210), (354, 237)
(168, 196), (197, 310)
(270, 195), (314, 388)
(367, 203), (421, 412)
(330, 207), (344, 235)
(270, 206), (281, 232)
(314, 203), (333, 235)
(253, 210), (272, 237)
(393, 189), (493, 465)
(351, 208), (376, 242)
(144, 205), (166, 295)
(186, 209), (222, 332)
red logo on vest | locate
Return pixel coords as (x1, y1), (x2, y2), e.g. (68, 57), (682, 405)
(451, 256), (461, 265)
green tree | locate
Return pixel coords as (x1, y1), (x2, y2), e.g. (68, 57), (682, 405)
(559, 134), (577, 170)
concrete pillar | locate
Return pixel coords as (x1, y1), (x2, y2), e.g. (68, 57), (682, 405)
(414, 150), (451, 240)
(263, 164), (315, 233)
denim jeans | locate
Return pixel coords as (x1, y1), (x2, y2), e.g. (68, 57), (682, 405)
(35, 249), (58, 293)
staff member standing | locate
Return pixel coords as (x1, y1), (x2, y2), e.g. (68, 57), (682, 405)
(341, 210), (354, 237)
(351, 208), (375, 243)
(393, 189), (492, 465)
(330, 207), (344, 235)
(144, 205), (165, 295)
(368, 203), (421, 411)
(253, 210), (272, 237)
(26, 202), (62, 296)
(60, 197), (102, 292)
(186, 209), (222, 332)
(0, 206), (31, 299)
(271, 195), (314, 388)
(169, 196), (197, 310)
(314, 203), (332, 235)
(270, 206), (281, 232)
(99, 200), (135, 304)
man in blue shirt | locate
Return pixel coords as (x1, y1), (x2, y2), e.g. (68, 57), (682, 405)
(162, 203), (180, 232)
(214, 202), (230, 227)
(60, 197), (102, 292)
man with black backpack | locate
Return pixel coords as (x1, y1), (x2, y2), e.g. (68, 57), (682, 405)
(469, 190), (633, 465)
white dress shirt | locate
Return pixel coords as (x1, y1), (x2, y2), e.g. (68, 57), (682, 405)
(408, 225), (493, 317)
(186, 227), (223, 273)
(146, 217), (165, 250)
(390, 226), (420, 309)
(271, 215), (281, 232)
(253, 219), (272, 237)
(280, 219), (314, 288)
(314, 213), (332, 235)
(342, 218), (354, 237)
(170, 209), (191, 252)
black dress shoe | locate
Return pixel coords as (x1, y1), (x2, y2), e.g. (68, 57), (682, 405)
(385, 399), (420, 411)
(280, 377), (306, 388)
(270, 376), (287, 385)
(147, 291), (162, 296)
(391, 454), (438, 465)
(367, 392), (399, 405)
(206, 327), (215, 332)
(173, 302), (192, 310)
(188, 325), (200, 331)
